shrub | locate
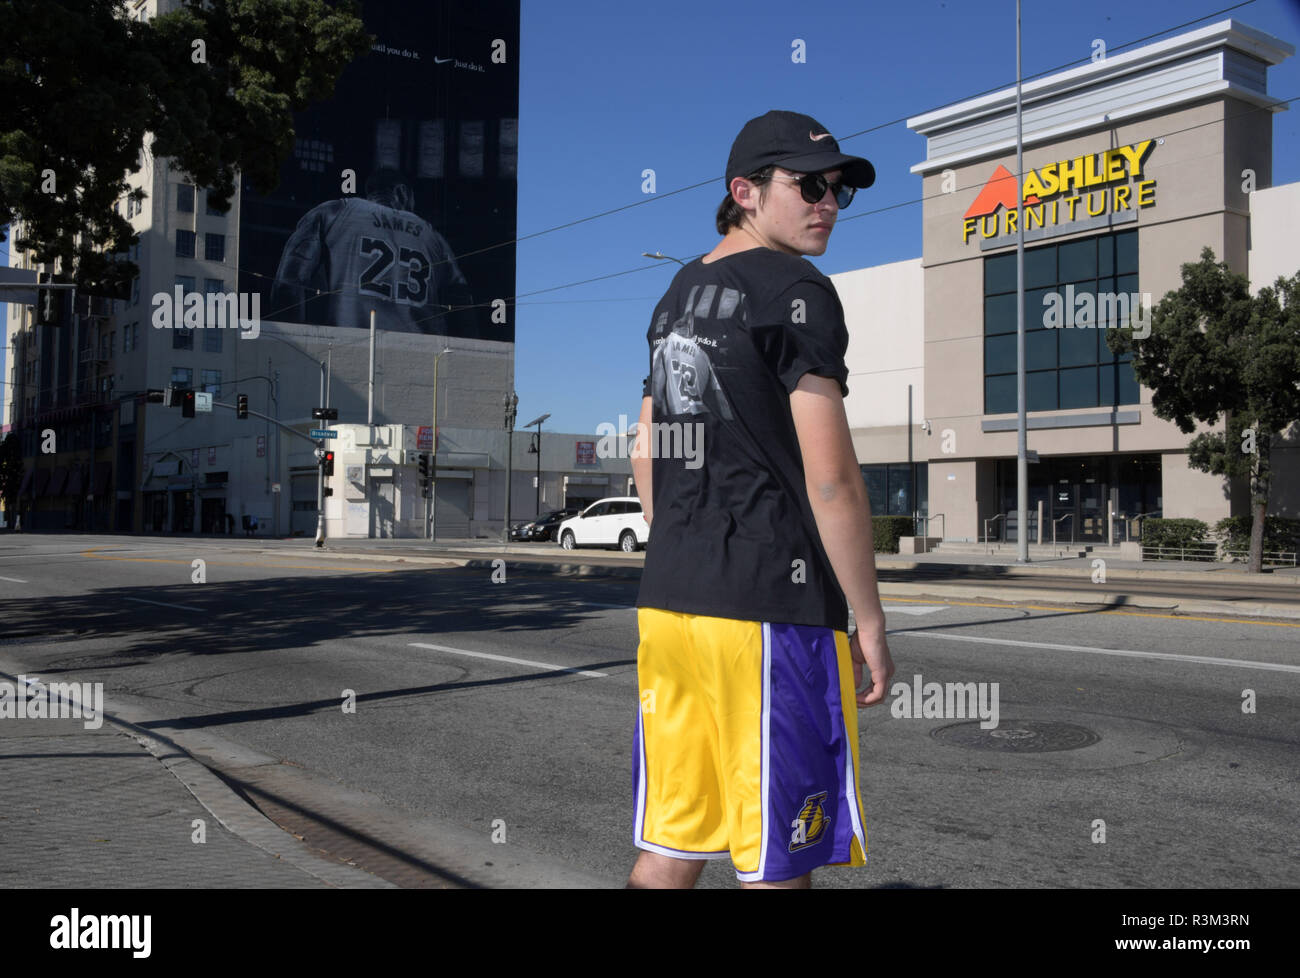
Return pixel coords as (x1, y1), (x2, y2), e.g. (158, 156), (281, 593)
(871, 516), (914, 554)
(1214, 516), (1300, 559)
(1141, 517), (1214, 561)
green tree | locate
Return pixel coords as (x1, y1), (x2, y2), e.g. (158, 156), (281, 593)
(1107, 249), (1300, 573)
(0, 432), (22, 526)
(0, 0), (371, 294)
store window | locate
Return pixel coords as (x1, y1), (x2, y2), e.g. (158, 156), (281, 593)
(984, 229), (1140, 414)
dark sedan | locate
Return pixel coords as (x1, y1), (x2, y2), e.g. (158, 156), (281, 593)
(521, 507), (581, 542)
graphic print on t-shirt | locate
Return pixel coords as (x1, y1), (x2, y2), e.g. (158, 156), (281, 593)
(649, 283), (742, 420)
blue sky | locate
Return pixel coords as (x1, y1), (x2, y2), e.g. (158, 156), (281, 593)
(5, 0), (1299, 435)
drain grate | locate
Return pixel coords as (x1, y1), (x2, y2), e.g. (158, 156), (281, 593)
(932, 719), (1101, 753)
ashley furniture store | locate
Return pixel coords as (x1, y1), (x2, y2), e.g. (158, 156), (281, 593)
(841, 19), (1299, 546)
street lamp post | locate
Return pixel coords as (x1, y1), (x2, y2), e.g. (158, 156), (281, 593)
(502, 392), (518, 544)
(429, 348), (453, 540)
(642, 251), (686, 266)
(522, 413), (551, 517)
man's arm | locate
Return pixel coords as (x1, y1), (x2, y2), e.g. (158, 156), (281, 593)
(630, 395), (654, 526)
(270, 201), (339, 320)
(789, 373), (894, 705)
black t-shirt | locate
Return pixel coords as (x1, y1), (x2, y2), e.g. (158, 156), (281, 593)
(635, 247), (851, 631)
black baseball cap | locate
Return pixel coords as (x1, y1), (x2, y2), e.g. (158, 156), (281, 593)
(725, 110), (875, 189)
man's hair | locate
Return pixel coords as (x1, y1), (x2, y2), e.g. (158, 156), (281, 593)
(715, 165), (776, 235)
(366, 167), (413, 210)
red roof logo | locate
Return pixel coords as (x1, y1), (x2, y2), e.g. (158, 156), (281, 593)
(964, 164), (1039, 219)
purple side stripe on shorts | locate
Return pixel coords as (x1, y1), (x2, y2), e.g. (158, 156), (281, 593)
(759, 623), (859, 881)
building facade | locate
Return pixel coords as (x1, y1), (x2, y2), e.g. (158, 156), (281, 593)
(840, 19), (1298, 544)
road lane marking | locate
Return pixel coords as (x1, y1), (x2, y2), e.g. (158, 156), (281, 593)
(408, 642), (608, 678)
(881, 596), (1300, 629)
(893, 630), (1300, 674)
(82, 548), (395, 573)
(0, 575), (28, 583)
(124, 596), (200, 612)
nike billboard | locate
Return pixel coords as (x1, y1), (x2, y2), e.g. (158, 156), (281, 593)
(239, 0), (519, 342)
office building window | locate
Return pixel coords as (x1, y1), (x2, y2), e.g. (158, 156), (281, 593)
(205, 192), (224, 217)
(200, 369), (221, 394)
(177, 184), (195, 213)
(176, 229), (196, 258)
(203, 326), (223, 353)
(984, 229), (1140, 414)
(204, 233), (225, 262)
(171, 367), (193, 387)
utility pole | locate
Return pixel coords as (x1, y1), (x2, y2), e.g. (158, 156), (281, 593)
(502, 392), (518, 543)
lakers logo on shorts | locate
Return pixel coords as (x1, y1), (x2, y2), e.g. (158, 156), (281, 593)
(788, 791), (831, 851)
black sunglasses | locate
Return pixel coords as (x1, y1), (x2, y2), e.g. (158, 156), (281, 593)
(771, 172), (856, 208)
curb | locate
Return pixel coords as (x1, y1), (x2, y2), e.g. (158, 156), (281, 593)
(875, 581), (1300, 620)
(279, 545), (1300, 613)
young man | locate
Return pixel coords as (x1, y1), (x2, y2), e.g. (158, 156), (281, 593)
(628, 110), (896, 889)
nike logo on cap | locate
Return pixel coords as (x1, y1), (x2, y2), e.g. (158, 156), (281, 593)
(810, 131), (832, 141)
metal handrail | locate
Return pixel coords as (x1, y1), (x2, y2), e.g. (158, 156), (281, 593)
(1052, 512), (1074, 548)
(916, 513), (945, 554)
(982, 513), (1005, 551)
(1133, 511), (1161, 543)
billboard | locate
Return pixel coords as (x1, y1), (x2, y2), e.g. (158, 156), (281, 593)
(239, 0), (519, 342)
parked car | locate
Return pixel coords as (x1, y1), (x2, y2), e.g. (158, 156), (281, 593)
(557, 497), (650, 552)
(523, 507), (581, 542)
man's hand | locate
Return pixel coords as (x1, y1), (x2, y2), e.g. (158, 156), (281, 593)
(849, 620), (895, 707)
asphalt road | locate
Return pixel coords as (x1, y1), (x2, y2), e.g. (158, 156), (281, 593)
(1, 534), (1297, 888)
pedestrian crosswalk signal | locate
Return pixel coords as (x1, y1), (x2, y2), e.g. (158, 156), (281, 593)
(322, 450), (335, 477)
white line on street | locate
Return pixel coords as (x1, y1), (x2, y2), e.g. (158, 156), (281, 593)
(0, 575), (28, 583)
(894, 630), (1300, 674)
(408, 642), (608, 678)
(882, 605), (947, 616)
(124, 596), (200, 612)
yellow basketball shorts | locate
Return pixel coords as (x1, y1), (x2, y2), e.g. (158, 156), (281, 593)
(632, 607), (867, 882)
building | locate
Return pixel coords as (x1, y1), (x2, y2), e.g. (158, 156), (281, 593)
(839, 18), (1299, 544)
(3, 0), (603, 539)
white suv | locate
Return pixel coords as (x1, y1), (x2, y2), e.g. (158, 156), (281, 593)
(557, 497), (650, 553)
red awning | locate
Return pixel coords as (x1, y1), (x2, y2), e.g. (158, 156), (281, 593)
(93, 462), (112, 496)
(47, 467), (69, 496)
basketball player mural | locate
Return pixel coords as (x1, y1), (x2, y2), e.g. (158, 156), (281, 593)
(271, 167), (472, 334)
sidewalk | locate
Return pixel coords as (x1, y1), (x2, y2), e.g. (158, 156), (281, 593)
(276, 536), (1300, 619)
(0, 681), (392, 889)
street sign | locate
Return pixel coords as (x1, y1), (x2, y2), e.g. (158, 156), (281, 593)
(194, 391), (213, 413)
(310, 429), (337, 439)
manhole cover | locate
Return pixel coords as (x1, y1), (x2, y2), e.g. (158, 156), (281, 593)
(931, 719), (1101, 753)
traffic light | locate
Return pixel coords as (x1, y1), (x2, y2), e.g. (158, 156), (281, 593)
(181, 389), (196, 418)
(236, 394), (248, 419)
(418, 452), (432, 498)
(322, 450), (334, 477)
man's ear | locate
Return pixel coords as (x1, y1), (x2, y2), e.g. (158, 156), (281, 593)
(729, 176), (757, 213)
